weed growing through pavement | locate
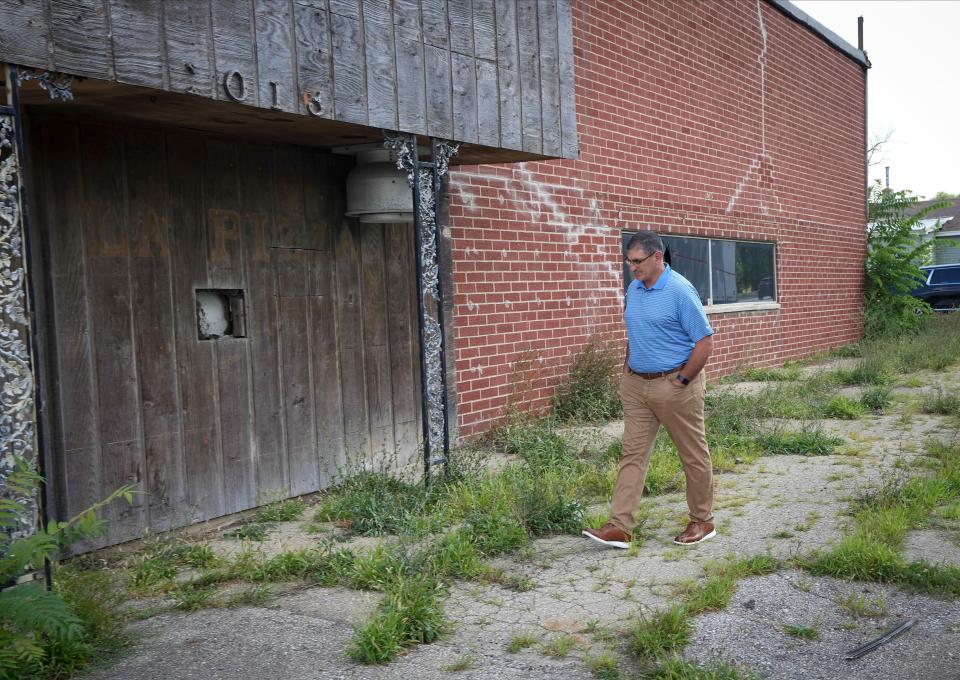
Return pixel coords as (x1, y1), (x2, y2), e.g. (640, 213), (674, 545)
(553, 334), (623, 423)
(921, 388), (960, 417)
(836, 592), (887, 618)
(584, 650), (621, 679)
(782, 623), (819, 640)
(443, 653), (477, 672)
(505, 633), (539, 653)
(805, 439), (960, 597)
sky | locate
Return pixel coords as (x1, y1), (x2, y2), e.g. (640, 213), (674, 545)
(791, 1), (960, 199)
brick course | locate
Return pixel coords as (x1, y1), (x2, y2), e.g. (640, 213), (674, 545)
(447, 0), (867, 438)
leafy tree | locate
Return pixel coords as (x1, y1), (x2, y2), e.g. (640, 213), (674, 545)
(864, 184), (947, 338)
(932, 191), (959, 201)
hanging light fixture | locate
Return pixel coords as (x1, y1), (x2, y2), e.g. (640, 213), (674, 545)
(335, 144), (419, 224)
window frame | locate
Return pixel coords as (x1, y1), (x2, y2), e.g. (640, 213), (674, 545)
(621, 232), (780, 313)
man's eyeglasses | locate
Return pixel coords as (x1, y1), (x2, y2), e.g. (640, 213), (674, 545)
(624, 251), (658, 266)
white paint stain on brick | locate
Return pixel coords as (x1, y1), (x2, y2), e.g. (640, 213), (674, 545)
(726, 0), (783, 216)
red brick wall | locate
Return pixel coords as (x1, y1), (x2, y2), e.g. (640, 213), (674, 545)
(447, 0), (867, 438)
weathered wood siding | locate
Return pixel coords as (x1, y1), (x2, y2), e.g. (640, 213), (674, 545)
(0, 0), (578, 158)
(29, 114), (422, 548)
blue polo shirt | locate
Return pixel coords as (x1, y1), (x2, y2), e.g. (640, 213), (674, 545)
(625, 265), (713, 373)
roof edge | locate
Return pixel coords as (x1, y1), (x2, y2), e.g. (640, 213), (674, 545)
(766, 0), (871, 69)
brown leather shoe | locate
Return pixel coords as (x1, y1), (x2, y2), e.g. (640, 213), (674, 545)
(582, 522), (631, 549)
(673, 521), (716, 545)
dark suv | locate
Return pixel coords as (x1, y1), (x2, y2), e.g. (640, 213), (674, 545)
(909, 264), (960, 312)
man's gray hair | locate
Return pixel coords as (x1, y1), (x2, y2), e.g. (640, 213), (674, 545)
(625, 231), (664, 257)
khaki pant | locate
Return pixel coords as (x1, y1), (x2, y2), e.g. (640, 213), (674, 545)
(610, 369), (714, 533)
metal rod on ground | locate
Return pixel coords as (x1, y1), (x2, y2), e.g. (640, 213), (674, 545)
(844, 618), (917, 660)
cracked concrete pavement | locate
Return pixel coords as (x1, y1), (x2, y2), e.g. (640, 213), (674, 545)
(78, 362), (960, 680)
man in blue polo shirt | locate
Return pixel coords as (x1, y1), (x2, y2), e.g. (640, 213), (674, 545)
(584, 231), (715, 549)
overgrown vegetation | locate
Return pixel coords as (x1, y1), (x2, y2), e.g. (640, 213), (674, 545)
(864, 185), (946, 339)
(805, 439), (960, 598)
(0, 457), (134, 679)
(554, 335), (623, 423)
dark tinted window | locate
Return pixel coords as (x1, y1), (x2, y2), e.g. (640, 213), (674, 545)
(930, 267), (960, 284)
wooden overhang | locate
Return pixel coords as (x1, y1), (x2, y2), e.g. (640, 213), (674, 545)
(0, 0), (578, 165)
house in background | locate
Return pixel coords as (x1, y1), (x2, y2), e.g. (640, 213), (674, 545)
(906, 198), (960, 264)
(0, 0), (868, 552)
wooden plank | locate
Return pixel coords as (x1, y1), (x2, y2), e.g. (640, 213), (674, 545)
(495, 0), (522, 149)
(537, 0), (561, 156)
(50, 0), (112, 78)
(425, 44), (453, 139)
(303, 152), (344, 486)
(516, 0), (542, 154)
(0, 1), (52, 68)
(472, 0), (496, 60)
(476, 59), (499, 147)
(393, 0), (421, 41)
(395, 34), (427, 135)
(79, 125), (145, 543)
(211, 2), (258, 106)
(164, 0), (215, 97)
(203, 138), (255, 514)
(452, 52), (479, 144)
(330, 13), (367, 124)
(272, 147), (319, 496)
(494, 0), (519, 72)
(448, 0), (473, 55)
(109, 0), (164, 88)
(557, 0), (578, 158)
(255, 0), (298, 113)
(125, 128), (183, 531)
(166, 132), (223, 521)
(363, 0), (398, 130)
(238, 144), (287, 495)
(328, 0), (359, 18)
(384, 223), (419, 465)
(293, 3), (333, 119)
(40, 121), (101, 522)
(359, 225), (393, 462)
(498, 67), (522, 150)
(334, 222), (369, 463)
(421, 0), (448, 49)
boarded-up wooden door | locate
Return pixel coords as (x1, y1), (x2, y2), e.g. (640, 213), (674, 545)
(27, 114), (422, 549)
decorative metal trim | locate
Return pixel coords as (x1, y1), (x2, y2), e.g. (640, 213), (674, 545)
(16, 68), (74, 102)
(0, 104), (37, 549)
(384, 132), (459, 481)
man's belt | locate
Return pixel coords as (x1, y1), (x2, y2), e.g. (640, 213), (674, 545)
(628, 363), (686, 380)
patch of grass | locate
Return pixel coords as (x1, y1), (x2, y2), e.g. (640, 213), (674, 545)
(506, 633), (538, 653)
(783, 623), (819, 640)
(541, 633), (578, 658)
(824, 395), (866, 420)
(645, 658), (762, 680)
(830, 344), (863, 359)
(348, 574), (445, 664)
(226, 584), (272, 607)
(771, 530), (793, 539)
(740, 363), (802, 382)
(629, 604), (690, 659)
(443, 653), (476, 671)
(553, 335), (623, 423)
(758, 428), (843, 456)
(130, 542), (221, 591)
(920, 388), (960, 417)
(830, 357), (893, 386)
(224, 521), (272, 541)
(315, 472), (431, 536)
(171, 583), (216, 611)
(585, 650), (621, 679)
(836, 592), (887, 618)
(256, 498), (306, 522)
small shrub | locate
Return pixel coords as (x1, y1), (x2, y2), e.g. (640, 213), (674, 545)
(553, 335), (622, 423)
(921, 388), (960, 417)
(860, 386), (893, 413)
